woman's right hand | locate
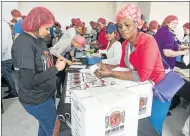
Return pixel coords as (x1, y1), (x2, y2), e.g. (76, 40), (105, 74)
(55, 60), (66, 71)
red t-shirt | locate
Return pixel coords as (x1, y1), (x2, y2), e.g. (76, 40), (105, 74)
(97, 27), (108, 50)
(119, 32), (165, 83)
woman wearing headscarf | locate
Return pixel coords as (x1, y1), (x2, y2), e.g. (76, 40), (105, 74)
(90, 18), (108, 50)
(147, 20), (159, 36)
(95, 4), (168, 135)
(99, 24), (122, 65)
(11, 7), (66, 136)
(155, 15), (189, 117)
(10, 9), (24, 39)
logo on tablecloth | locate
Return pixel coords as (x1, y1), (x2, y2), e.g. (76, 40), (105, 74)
(139, 97), (148, 115)
(105, 108), (125, 136)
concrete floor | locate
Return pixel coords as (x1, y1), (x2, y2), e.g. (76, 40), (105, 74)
(1, 72), (189, 136)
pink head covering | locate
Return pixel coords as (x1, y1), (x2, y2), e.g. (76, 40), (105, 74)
(116, 4), (141, 27)
(97, 18), (106, 25)
(73, 35), (86, 46)
(21, 7), (55, 32)
(75, 18), (83, 28)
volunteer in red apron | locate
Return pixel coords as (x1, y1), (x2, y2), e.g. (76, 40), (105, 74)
(90, 18), (108, 50)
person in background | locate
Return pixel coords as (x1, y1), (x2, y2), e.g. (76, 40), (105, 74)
(55, 18), (83, 61)
(90, 21), (99, 42)
(52, 21), (63, 46)
(81, 22), (87, 36)
(155, 15), (189, 116)
(176, 22), (190, 63)
(50, 34), (86, 98)
(11, 7), (66, 136)
(2, 17), (18, 99)
(66, 26), (70, 30)
(183, 22), (190, 44)
(70, 18), (76, 28)
(99, 24), (122, 65)
(141, 22), (149, 33)
(90, 18), (108, 50)
(147, 20), (159, 36)
(10, 9), (24, 40)
(95, 4), (168, 135)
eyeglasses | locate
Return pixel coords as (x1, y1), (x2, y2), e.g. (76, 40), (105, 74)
(171, 22), (178, 25)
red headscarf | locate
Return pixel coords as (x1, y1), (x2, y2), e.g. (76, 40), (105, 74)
(183, 22), (190, 30)
(11, 9), (22, 17)
(149, 20), (158, 30)
(97, 18), (106, 25)
(75, 19), (83, 28)
(21, 7), (55, 32)
(162, 15), (178, 26)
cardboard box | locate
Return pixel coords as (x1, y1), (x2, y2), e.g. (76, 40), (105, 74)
(71, 88), (139, 136)
(108, 80), (153, 119)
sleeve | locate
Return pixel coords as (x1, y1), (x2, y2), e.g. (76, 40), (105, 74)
(15, 42), (35, 70)
(162, 31), (175, 50)
(137, 39), (159, 82)
(19, 67), (58, 89)
(50, 38), (71, 57)
(102, 42), (122, 65)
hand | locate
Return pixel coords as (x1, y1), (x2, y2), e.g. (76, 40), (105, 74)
(72, 57), (80, 62)
(182, 49), (189, 55)
(94, 67), (112, 79)
(179, 44), (189, 50)
(55, 60), (66, 71)
(58, 56), (72, 65)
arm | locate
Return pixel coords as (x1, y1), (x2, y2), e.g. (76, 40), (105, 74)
(19, 67), (58, 89)
(162, 31), (186, 57)
(50, 38), (71, 57)
(163, 49), (188, 57)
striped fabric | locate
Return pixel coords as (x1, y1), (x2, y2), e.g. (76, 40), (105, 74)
(124, 43), (140, 82)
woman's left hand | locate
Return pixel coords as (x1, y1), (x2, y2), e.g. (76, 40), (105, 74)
(94, 67), (112, 79)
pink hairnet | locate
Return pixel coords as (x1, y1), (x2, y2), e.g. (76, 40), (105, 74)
(116, 4), (141, 27)
(11, 9), (22, 17)
(21, 7), (55, 32)
(73, 35), (86, 46)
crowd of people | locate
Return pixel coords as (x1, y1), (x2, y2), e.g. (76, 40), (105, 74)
(1, 3), (190, 136)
